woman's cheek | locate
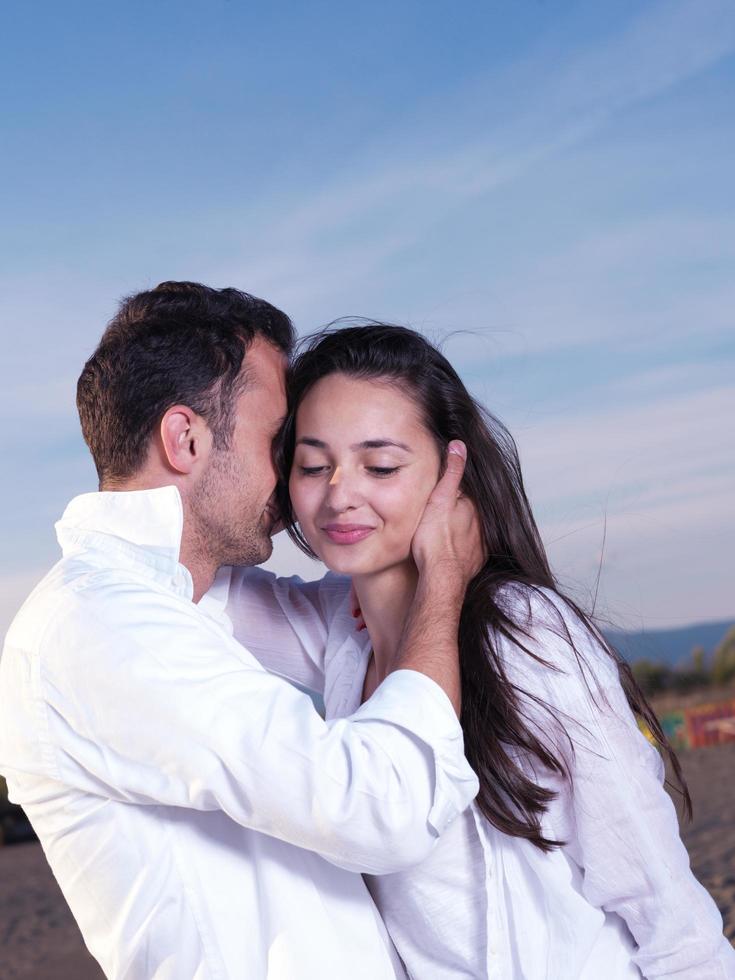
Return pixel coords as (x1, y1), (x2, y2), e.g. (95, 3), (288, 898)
(291, 491), (322, 556)
(393, 480), (434, 544)
(288, 479), (310, 529)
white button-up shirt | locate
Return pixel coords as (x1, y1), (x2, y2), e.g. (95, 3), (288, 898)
(0, 487), (478, 980)
(227, 575), (735, 980)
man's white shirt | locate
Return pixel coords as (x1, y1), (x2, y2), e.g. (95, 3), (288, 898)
(0, 486), (478, 980)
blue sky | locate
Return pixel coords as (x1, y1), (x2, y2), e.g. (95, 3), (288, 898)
(2, 0), (734, 634)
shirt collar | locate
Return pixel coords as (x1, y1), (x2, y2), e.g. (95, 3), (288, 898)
(198, 565), (234, 634)
(55, 485), (193, 598)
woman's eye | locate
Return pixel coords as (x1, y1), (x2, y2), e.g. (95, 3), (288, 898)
(367, 466), (400, 477)
(299, 465), (329, 476)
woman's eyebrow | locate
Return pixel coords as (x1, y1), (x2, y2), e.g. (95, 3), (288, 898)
(295, 437), (412, 452)
(296, 437), (326, 447)
(352, 439), (412, 452)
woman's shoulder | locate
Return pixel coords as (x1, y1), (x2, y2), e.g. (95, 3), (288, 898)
(493, 581), (594, 645)
(316, 572), (356, 633)
(227, 566), (353, 630)
(490, 582), (621, 699)
(495, 580), (581, 626)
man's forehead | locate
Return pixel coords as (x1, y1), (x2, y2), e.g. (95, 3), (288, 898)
(243, 337), (287, 390)
(238, 339), (287, 423)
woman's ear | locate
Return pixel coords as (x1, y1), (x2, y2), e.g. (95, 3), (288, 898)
(159, 405), (213, 475)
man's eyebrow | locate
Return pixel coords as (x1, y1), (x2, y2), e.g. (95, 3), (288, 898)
(294, 437), (412, 452)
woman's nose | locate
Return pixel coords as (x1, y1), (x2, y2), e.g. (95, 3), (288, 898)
(325, 466), (359, 512)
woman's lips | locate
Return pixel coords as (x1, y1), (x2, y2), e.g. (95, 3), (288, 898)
(322, 524), (376, 545)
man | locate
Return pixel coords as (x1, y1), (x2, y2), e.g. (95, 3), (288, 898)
(0, 282), (480, 979)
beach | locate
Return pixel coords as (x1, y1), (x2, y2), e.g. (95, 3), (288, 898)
(0, 838), (103, 980)
(1, 742), (734, 977)
(671, 742), (735, 944)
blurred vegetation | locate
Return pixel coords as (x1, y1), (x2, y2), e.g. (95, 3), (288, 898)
(632, 626), (735, 698)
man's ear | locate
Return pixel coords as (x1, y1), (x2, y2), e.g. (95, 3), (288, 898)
(159, 405), (213, 475)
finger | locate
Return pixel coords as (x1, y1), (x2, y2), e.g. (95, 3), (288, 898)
(428, 440), (467, 505)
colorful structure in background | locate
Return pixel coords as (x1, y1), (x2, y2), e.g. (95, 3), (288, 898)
(684, 699), (735, 749)
(640, 698), (735, 750)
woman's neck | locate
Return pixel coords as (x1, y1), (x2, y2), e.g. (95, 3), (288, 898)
(353, 561), (418, 683)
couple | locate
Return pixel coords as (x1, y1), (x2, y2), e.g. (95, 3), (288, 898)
(0, 282), (732, 979)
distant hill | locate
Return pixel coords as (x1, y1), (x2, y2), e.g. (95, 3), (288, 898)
(606, 619), (734, 669)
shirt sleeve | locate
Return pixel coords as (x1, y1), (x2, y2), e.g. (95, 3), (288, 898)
(225, 566), (352, 691)
(496, 587), (735, 980)
(35, 578), (478, 876)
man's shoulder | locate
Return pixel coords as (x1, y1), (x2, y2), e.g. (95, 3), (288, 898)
(0, 559), (133, 740)
(6, 557), (189, 657)
(5, 558), (98, 650)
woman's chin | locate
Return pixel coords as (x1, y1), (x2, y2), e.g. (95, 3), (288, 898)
(314, 541), (382, 577)
(321, 553), (378, 576)
(319, 548), (415, 580)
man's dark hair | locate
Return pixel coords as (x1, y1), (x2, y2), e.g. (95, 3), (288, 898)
(77, 281), (295, 485)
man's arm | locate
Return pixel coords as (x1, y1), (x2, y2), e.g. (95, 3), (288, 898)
(27, 580), (477, 876)
(391, 441), (484, 715)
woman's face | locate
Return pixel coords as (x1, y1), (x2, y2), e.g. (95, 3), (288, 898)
(289, 373), (442, 577)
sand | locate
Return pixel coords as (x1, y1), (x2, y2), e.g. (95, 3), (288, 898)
(673, 742), (735, 944)
(0, 839), (104, 979)
(1, 742), (733, 977)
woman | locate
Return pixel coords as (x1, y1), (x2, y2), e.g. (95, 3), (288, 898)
(229, 322), (734, 979)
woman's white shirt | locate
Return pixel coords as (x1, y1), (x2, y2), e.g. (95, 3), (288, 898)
(227, 570), (735, 980)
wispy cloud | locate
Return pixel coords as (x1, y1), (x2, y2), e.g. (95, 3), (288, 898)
(208, 0), (735, 337)
(3, 0), (733, 635)
(518, 383), (735, 627)
(520, 384), (732, 515)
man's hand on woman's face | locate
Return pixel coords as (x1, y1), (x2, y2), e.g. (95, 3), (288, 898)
(410, 441), (485, 588)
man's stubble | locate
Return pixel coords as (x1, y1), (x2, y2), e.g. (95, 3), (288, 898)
(189, 447), (273, 570)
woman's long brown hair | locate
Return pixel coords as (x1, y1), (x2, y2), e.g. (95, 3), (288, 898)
(276, 321), (690, 850)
